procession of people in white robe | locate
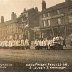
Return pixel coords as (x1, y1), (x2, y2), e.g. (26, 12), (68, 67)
(0, 39), (29, 49)
(0, 36), (71, 49)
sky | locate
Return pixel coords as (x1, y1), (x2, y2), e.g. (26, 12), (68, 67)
(0, 0), (65, 21)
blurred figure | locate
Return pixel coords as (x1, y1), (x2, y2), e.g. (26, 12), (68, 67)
(63, 38), (67, 48)
(25, 39), (30, 49)
(44, 38), (48, 50)
(70, 39), (72, 46)
(34, 39), (39, 50)
(53, 37), (56, 42)
(20, 39), (25, 49)
(39, 39), (42, 49)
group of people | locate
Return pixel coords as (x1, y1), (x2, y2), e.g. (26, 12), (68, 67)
(0, 36), (69, 50)
(34, 38), (48, 50)
(0, 39), (30, 49)
(34, 36), (66, 50)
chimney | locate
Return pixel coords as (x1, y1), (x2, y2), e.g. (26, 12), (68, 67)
(1, 16), (4, 23)
(24, 8), (26, 12)
(35, 7), (38, 12)
(11, 12), (17, 20)
(42, 0), (46, 11)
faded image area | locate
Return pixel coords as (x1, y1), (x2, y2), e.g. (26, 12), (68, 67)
(0, 0), (72, 72)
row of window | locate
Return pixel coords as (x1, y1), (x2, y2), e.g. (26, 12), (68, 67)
(2, 34), (24, 40)
(43, 20), (50, 27)
(43, 10), (61, 18)
(43, 18), (62, 27)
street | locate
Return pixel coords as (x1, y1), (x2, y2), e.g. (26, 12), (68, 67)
(0, 49), (71, 72)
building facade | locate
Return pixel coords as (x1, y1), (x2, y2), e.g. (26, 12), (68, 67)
(0, 0), (72, 41)
(39, 0), (72, 39)
(17, 8), (40, 40)
(0, 7), (40, 41)
(0, 12), (25, 41)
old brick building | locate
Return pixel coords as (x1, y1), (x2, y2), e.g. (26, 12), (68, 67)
(0, 8), (40, 41)
(0, 12), (25, 41)
(17, 8), (40, 40)
(0, 0), (72, 41)
(39, 0), (72, 39)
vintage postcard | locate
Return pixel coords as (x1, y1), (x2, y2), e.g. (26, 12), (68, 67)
(0, 0), (72, 72)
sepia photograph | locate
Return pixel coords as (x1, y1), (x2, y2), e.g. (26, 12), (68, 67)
(0, 0), (72, 72)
